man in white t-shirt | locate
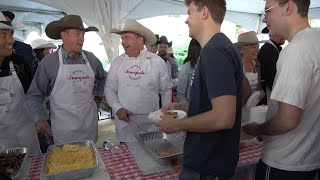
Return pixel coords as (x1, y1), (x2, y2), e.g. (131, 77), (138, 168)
(243, 0), (320, 179)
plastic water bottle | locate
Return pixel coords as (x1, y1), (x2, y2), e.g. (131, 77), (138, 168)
(102, 140), (119, 153)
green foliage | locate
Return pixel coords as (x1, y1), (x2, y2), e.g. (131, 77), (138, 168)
(236, 24), (243, 30)
(100, 57), (110, 71)
(173, 40), (190, 67)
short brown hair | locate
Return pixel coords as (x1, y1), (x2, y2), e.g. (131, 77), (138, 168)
(185, 0), (226, 24)
(277, 0), (310, 18)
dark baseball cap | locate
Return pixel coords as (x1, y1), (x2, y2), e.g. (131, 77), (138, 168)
(261, 27), (269, 34)
(2, 11), (15, 21)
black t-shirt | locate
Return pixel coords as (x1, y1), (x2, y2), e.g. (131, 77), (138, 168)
(258, 41), (282, 91)
(184, 33), (243, 177)
(0, 54), (33, 93)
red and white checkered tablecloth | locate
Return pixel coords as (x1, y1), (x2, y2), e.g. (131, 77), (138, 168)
(238, 141), (262, 167)
(99, 144), (180, 180)
(27, 141), (261, 180)
(28, 154), (43, 180)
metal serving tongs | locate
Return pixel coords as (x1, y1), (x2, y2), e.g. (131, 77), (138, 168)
(129, 119), (147, 133)
(52, 133), (65, 145)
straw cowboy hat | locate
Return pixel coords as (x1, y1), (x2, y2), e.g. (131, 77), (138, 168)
(111, 19), (156, 46)
(31, 39), (57, 49)
(167, 47), (174, 54)
(0, 11), (14, 30)
(45, 15), (98, 40)
(158, 35), (172, 47)
(234, 31), (266, 47)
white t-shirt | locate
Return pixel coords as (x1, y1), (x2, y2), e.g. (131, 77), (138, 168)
(262, 27), (320, 171)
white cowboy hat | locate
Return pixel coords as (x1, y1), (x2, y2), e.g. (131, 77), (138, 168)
(234, 31), (267, 47)
(0, 11), (14, 30)
(111, 19), (156, 46)
(167, 47), (174, 54)
(31, 39), (57, 49)
(45, 15), (98, 40)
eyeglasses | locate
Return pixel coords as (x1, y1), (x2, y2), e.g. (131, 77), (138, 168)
(262, 1), (288, 17)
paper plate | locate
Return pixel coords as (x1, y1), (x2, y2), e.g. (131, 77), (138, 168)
(148, 110), (187, 123)
(245, 91), (261, 109)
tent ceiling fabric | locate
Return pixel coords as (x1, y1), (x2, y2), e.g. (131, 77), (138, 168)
(1, 0), (320, 60)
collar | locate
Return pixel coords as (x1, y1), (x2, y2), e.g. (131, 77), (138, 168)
(61, 46), (81, 60)
(124, 48), (147, 60)
(269, 40), (282, 51)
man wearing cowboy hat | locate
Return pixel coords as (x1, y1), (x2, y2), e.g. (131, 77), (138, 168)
(2, 10), (38, 75)
(0, 11), (41, 155)
(147, 34), (160, 54)
(31, 39), (57, 70)
(105, 19), (172, 142)
(158, 35), (173, 79)
(26, 15), (106, 144)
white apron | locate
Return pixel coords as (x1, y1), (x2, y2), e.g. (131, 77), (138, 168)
(49, 49), (98, 144)
(244, 64), (259, 92)
(0, 61), (41, 155)
(115, 52), (159, 142)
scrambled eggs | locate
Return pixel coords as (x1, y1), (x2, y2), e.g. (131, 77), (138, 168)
(46, 144), (95, 175)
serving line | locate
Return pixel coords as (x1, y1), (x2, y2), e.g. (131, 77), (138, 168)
(26, 140), (261, 180)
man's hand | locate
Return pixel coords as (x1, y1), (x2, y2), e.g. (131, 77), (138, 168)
(161, 102), (188, 112)
(36, 120), (52, 135)
(156, 114), (181, 134)
(116, 108), (131, 122)
(242, 122), (262, 137)
(94, 96), (104, 106)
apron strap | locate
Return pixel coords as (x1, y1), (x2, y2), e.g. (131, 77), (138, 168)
(81, 51), (94, 71)
(9, 61), (18, 79)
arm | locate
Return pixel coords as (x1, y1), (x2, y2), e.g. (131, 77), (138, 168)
(176, 63), (189, 103)
(104, 58), (123, 113)
(254, 59), (263, 90)
(158, 96), (236, 133)
(243, 102), (302, 135)
(92, 54), (107, 98)
(158, 58), (173, 106)
(243, 49), (311, 136)
(158, 48), (239, 133)
(182, 96), (236, 132)
(26, 61), (50, 123)
(242, 75), (252, 106)
(172, 58), (180, 79)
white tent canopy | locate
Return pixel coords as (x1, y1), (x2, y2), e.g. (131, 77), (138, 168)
(1, 0), (320, 60)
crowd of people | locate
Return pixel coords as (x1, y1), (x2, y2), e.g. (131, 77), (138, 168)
(1, 0), (320, 179)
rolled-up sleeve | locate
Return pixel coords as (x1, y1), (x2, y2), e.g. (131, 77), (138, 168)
(158, 58), (173, 106)
(26, 62), (50, 122)
(105, 58), (123, 113)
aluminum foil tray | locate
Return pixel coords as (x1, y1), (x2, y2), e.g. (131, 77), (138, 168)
(136, 131), (184, 165)
(0, 147), (28, 179)
(42, 140), (98, 180)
